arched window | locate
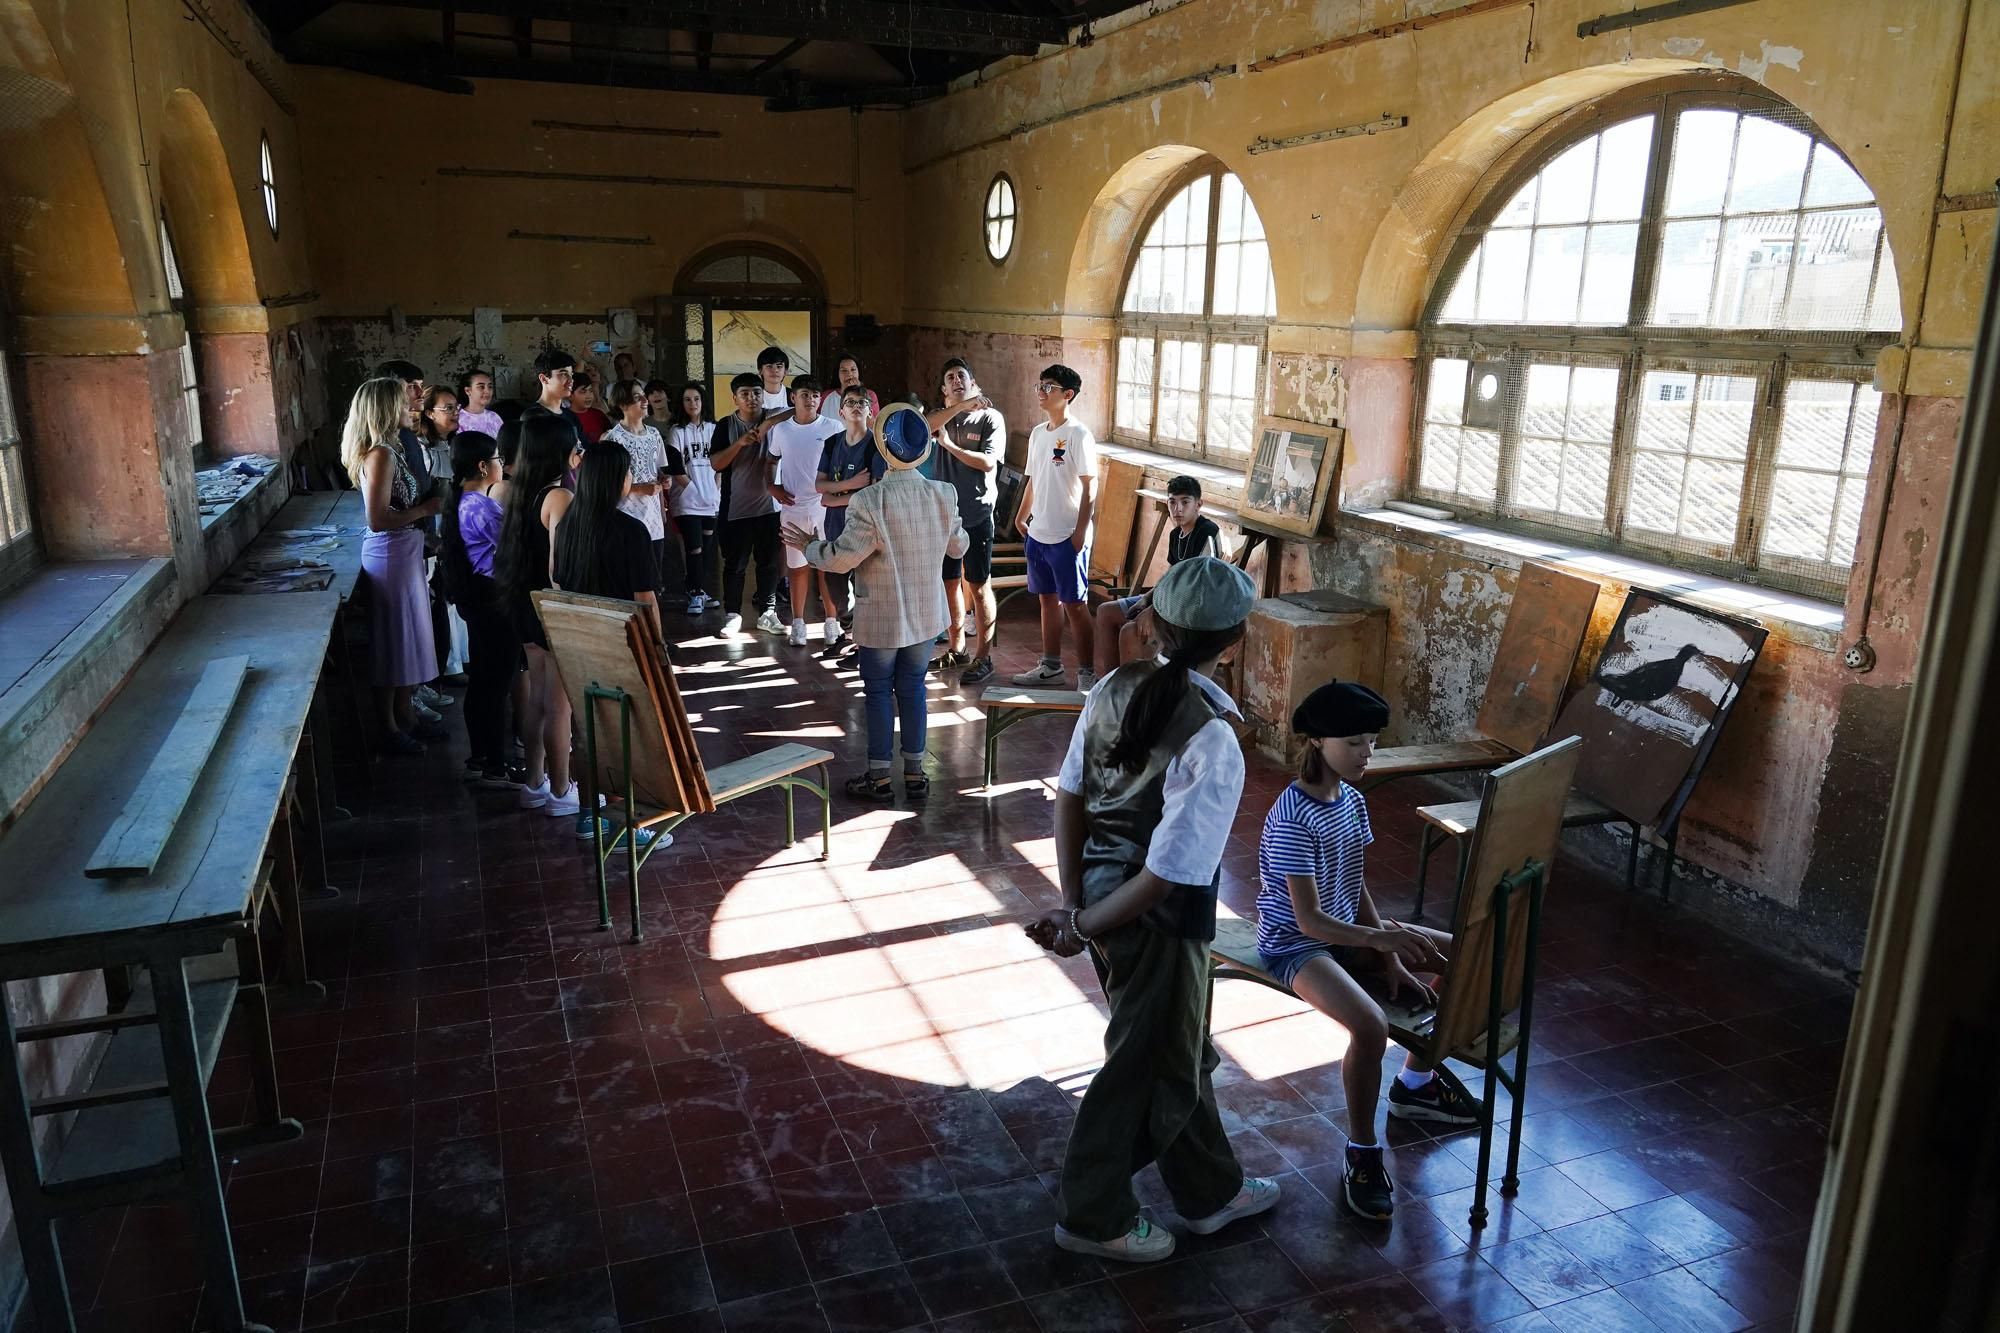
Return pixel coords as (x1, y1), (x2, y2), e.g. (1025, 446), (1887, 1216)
(1114, 166), (1277, 460)
(1416, 87), (1898, 598)
(160, 215), (204, 458)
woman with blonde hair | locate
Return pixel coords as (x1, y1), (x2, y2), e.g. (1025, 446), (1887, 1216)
(345, 376), (444, 754)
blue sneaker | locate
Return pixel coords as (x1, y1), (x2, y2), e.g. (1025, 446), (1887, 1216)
(575, 815), (669, 851)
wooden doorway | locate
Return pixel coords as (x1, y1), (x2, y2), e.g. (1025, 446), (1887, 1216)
(654, 243), (821, 411)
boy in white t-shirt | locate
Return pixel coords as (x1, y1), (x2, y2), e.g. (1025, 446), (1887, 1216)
(1010, 363), (1100, 690)
(767, 376), (844, 646)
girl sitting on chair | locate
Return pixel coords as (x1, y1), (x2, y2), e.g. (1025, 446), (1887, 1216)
(1256, 681), (1474, 1222)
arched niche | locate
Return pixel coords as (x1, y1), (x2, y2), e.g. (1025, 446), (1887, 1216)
(158, 89), (262, 331)
(1061, 144), (1206, 334)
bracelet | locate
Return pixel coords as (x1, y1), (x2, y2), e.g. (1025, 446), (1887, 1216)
(1067, 907), (1092, 945)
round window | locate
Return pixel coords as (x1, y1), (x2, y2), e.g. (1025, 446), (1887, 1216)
(983, 174), (1016, 263)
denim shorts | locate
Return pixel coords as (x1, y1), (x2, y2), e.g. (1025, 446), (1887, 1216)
(1259, 945), (1375, 990)
(1024, 534), (1089, 604)
(1113, 594), (1147, 617)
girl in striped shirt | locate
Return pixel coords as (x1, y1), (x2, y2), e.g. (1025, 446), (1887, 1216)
(1255, 681), (1474, 1222)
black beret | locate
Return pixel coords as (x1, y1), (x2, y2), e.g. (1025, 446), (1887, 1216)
(1292, 681), (1390, 737)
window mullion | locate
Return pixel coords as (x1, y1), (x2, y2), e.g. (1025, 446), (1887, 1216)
(1496, 348), (1528, 517)
(1627, 98), (1678, 335)
(1735, 357), (1788, 568)
(1148, 330), (1164, 450)
(1605, 348), (1646, 543)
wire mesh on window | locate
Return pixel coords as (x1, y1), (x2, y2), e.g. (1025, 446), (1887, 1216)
(1627, 365), (1758, 553)
(1157, 338), (1203, 444)
(1204, 342), (1260, 454)
(1115, 334), (1154, 435)
(1418, 358), (1500, 501)
(1212, 174), (1276, 318)
(1763, 378), (1879, 567)
(1124, 176), (1210, 315)
(1514, 361), (1617, 526)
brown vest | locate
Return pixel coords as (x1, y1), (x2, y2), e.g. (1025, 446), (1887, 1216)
(1078, 661), (1225, 940)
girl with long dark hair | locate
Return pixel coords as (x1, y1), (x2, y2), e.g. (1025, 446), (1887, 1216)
(495, 414), (579, 815)
(1026, 556), (1280, 1264)
(438, 430), (517, 787)
(667, 381), (720, 614)
(553, 439), (664, 647)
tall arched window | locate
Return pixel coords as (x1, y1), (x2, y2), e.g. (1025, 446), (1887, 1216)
(1114, 166), (1277, 460)
(1416, 85), (1898, 598)
(159, 215), (204, 458)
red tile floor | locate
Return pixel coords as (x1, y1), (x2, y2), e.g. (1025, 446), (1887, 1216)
(33, 602), (1849, 1332)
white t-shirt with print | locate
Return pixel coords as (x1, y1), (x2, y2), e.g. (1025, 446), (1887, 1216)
(1024, 419), (1100, 545)
(605, 421), (668, 541)
(767, 415), (843, 506)
(668, 422), (719, 517)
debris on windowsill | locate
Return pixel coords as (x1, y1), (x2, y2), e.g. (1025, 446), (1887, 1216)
(194, 454), (279, 517)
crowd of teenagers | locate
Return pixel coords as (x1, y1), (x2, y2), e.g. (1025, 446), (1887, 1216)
(340, 344), (1467, 1244)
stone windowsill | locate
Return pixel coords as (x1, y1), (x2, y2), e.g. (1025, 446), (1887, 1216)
(1095, 441), (1247, 500)
(1342, 507), (1847, 649)
(199, 462), (285, 536)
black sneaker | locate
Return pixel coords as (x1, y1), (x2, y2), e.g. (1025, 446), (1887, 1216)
(1343, 1144), (1394, 1220)
(1388, 1074), (1480, 1125)
(961, 657), (995, 685)
(462, 757), (485, 784)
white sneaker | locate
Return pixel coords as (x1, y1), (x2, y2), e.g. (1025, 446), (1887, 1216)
(517, 779), (550, 810)
(721, 612), (743, 636)
(545, 782), (581, 816)
(1009, 662), (1067, 687)
(1076, 668), (1096, 693)
(756, 610), (785, 635)
(789, 618), (808, 647)
(822, 617), (841, 644)
(1185, 1177), (1281, 1235)
(1052, 1217), (1175, 1264)
(413, 700), (443, 724)
(416, 685), (454, 708)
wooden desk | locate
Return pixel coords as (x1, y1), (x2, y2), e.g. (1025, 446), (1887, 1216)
(0, 592), (334, 1333)
(245, 489), (365, 605)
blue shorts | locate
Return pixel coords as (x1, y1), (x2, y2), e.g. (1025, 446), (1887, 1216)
(1113, 594), (1147, 617)
(1025, 534), (1089, 604)
(1260, 945), (1340, 989)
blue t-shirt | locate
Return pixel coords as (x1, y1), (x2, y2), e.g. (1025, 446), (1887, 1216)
(1255, 782), (1373, 958)
(818, 431), (887, 494)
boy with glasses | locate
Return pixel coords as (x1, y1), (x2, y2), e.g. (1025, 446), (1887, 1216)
(711, 372), (785, 635)
(1010, 364), (1099, 691)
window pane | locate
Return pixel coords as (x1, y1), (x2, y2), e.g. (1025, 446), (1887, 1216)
(1460, 428), (1501, 499)
(1665, 109), (1739, 216)
(1516, 438), (1562, 510)
(1729, 115), (1810, 213)
(1535, 138), (1596, 226)
(1115, 335), (1154, 435)
(1763, 378), (1879, 566)
(1205, 343), (1258, 454)
(1868, 242), (1902, 331)
(1212, 244), (1240, 316)
(0, 443), (29, 547)
(1775, 379), (1852, 470)
(1476, 228), (1529, 321)
(1496, 179), (1537, 228)
(1629, 370), (1754, 545)
(1578, 223), (1638, 324)
(1526, 226), (1586, 323)
(1439, 254), (1477, 321)
(1124, 175), (1213, 315)
(1420, 424), (1462, 492)
(1782, 209), (1884, 329)
(1513, 361), (1613, 525)
(1425, 358), (1468, 425)
(1158, 338), (1203, 443)
(1567, 366), (1620, 442)
(1217, 173), (1245, 243)
(1803, 142), (1872, 208)
(1712, 215), (1790, 327)
(1651, 219), (1720, 326)
(1561, 444), (1611, 521)
(1592, 116), (1654, 221)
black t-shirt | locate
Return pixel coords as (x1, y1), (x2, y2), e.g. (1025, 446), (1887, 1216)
(933, 407), (1003, 521)
(1167, 516), (1222, 565)
(555, 511), (659, 601)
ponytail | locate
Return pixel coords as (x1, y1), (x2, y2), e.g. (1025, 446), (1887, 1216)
(1104, 617), (1247, 769)
(439, 431), (497, 609)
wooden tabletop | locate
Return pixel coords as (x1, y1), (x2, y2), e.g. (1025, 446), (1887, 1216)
(232, 489), (365, 603)
(0, 592), (336, 962)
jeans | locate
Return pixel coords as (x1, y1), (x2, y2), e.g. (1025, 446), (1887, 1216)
(857, 642), (930, 769)
(675, 515), (717, 597)
(720, 512), (780, 617)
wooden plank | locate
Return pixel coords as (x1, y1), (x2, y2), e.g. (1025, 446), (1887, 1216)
(1362, 738), (1516, 785)
(1474, 563), (1600, 755)
(1430, 737), (1581, 1061)
(1417, 790), (1620, 838)
(707, 743), (835, 803)
(0, 593), (333, 953)
(85, 657), (249, 879)
(1089, 457), (1145, 589)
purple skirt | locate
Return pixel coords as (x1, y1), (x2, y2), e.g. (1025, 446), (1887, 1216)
(361, 526), (438, 688)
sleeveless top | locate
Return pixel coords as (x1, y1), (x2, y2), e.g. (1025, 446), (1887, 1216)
(374, 442), (420, 510)
(1078, 661), (1228, 940)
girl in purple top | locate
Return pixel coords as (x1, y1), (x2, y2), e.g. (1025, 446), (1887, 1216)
(439, 431), (518, 787)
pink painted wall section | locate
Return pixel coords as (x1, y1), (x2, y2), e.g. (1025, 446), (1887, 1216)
(1339, 357), (1415, 511)
(195, 332), (282, 458)
(21, 350), (195, 564)
(1841, 393), (1958, 686)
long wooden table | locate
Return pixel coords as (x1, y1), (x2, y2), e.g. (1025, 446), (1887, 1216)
(0, 592), (335, 1333)
(247, 488), (365, 604)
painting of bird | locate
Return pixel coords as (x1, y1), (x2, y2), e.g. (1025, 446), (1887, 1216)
(1598, 643), (1704, 705)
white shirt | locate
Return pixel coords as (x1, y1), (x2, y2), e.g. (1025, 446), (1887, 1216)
(768, 414), (842, 506)
(1057, 664), (1245, 887)
(761, 388), (790, 414)
(605, 421), (667, 541)
(667, 422), (718, 517)
(1024, 419), (1099, 545)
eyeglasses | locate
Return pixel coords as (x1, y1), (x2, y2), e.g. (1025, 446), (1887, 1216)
(1035, 382), (1063, 394)
(433, 404), (460, 413)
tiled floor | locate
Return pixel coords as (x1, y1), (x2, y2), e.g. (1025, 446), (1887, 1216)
(33, 602), (1848, 1332)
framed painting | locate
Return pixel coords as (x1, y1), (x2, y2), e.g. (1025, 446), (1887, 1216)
(1241, 415), (1342, 536)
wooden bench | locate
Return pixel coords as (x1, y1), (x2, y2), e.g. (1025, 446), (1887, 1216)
(981, 688), (1086, 786)
(0, 592), (334, 1333)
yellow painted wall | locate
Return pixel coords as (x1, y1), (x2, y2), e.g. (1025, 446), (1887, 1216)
(293, 69), (907, 324)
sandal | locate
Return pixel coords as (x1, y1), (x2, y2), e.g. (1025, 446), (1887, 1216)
(844, 772), (894, 802)
(904, 774), (930, 801)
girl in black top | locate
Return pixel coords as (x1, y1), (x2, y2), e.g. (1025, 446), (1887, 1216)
(554, 440), (665, 647)
(495, 415), (580, 813)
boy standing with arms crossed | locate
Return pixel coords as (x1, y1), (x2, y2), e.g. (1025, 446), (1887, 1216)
(1011, 364), (1098, 691)
(710, 373), (784, 636)
(767, 375), (844, 646)
(928, 358), (1005, 684)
